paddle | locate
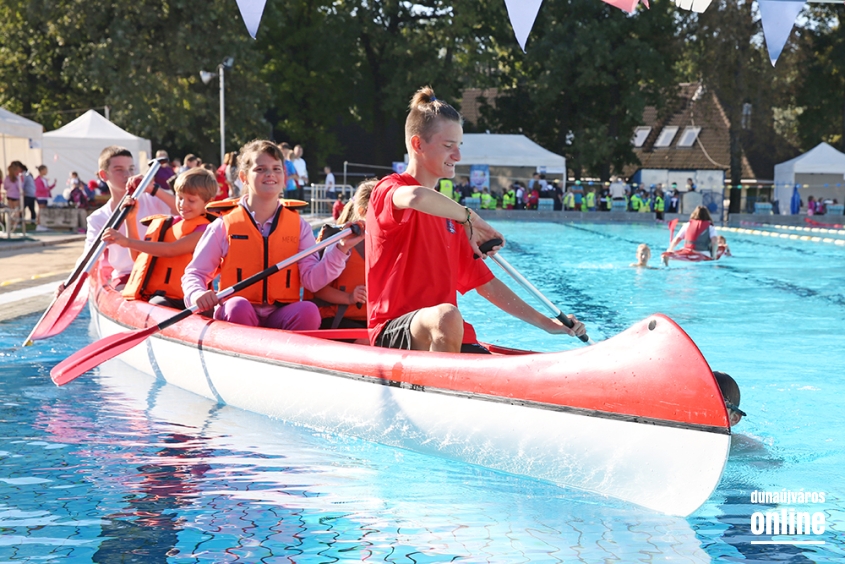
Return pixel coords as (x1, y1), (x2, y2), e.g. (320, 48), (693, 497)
(478, 238), (592, 344)
(23, 159), (165, 346)
(51, 225), (362, 386)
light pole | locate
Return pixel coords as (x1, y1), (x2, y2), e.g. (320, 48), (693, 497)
(200, 56), (234, 166)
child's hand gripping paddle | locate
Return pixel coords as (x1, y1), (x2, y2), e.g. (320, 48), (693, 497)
(478, 238), (592, 344)
(50, 225), (363, 386)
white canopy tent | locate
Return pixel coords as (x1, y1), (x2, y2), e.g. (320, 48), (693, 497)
(0, 107), (43, 175)
(458, 133), (566, 170)
(774, 142), (845, 214)
(42, 110), (152, 199)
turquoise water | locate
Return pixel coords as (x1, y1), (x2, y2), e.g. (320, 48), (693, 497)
(1, 220), (844, 562)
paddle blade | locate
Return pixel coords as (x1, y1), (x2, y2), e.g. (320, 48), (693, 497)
(51, 325), (159, 386)
(29, 273), (91, 344)
(668, 219), (679, 242)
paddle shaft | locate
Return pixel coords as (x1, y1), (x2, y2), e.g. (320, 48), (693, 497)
(22, 160), (164, 346)
(77, 159), (165, 278)
(480, 238), (591, 344)
(156, 226), (360, 332)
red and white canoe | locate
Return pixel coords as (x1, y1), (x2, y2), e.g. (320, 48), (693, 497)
(85, 264), (730, 516)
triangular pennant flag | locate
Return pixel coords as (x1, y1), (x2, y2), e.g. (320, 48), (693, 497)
(601, 0), (640, 13)
(504, 0), (544, 52)
(236, 0), (267, 39)
(758, 0), (805, 66)
(674, 0), (713, 13)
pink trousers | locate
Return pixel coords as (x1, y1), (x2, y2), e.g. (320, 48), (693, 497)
(214, 297), (320, 331)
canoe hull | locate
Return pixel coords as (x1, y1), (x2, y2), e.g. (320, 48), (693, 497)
(87, 269), (730, 516)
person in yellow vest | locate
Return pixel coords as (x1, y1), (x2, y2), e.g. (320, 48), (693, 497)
(307, 179), (375, 330)
(638, 190), (652, 213)
(630, 191), (642, 212)
(480, 187), (495, 209)
(585, 189), (596, 211)
(563, 189), (575, 210)
(438, 178), (457, 201)
(103, 168), (219, 309)
(502, 186), (516, 209)
(182, 140), (364, 330)
(654, 188), (665, 220)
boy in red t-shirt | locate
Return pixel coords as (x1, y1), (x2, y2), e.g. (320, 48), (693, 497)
(365, 86), (586, 353)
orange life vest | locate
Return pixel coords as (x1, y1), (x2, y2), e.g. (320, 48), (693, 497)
(303, 225), (367, 324)
(122, 213), (215, 301)
(218, 204), (301, 305)
(683, 219), (712, 252)
(319, 243), (367, 322)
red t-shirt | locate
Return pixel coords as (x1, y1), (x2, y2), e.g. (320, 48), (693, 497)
(365, 173), (494, 345)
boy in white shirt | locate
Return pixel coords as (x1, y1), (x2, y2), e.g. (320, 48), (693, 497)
(63, 146), (177, 290)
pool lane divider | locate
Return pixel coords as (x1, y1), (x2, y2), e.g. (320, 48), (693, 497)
(738, 220), (845, 236)
(721, 226), (845, 246)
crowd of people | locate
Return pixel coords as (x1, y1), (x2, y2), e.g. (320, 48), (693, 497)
(425, 173), (695, 221)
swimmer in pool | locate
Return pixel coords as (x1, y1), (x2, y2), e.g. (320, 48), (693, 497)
(714, 371), (745, 427)
(717, 235), (732, 257)
(630, 243), (656, 268)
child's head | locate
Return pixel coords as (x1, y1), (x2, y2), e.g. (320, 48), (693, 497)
(174, 168), (218, 220)
(405, 86), (462, 178)
(37, 165), (48, 175)
(70, 171), (79, 178)
(714, 371), (745, 426)
(635, 243), (651, 265)
(353, 179), (377, 220)
(324, 165), (331, 174)
(97, 146), (135, 192)
(237, 140), (285, 196)
(717, 235), (727, 245)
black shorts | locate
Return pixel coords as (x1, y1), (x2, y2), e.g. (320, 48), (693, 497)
(375, 309), (491, 354)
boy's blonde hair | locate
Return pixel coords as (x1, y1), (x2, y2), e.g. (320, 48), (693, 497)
(175, 168), (219, 202)
(98, 146), (133, 171)
(637, 243), (651, 255)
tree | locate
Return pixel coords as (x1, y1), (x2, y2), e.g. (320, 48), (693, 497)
(472, 0), (681, 180)
(0, 0), (270, 164)
(795, 7), (844, 151)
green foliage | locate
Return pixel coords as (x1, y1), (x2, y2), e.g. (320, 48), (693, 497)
(1, 0), (842, 176)
(0, 0), (269, 165)
(795, 8), (844, 151)
(474, 0), (681, 180)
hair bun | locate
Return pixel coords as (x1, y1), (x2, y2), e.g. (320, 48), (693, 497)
(410, 85), (437, 109)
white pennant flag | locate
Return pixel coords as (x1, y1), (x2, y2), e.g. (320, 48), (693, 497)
(504, 0), (544, 52)
(758, 0), (805, 66)
(236, 0), (267, 39)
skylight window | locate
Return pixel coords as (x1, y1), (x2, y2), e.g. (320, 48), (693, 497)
(654, 126), (679, 148)
(632, 127), (651, 148)
(677, 126), (701, 147)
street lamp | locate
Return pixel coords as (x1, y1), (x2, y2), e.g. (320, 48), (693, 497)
(200, 57), (235, 166)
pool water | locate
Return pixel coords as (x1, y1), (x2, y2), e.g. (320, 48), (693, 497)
(1, 221), (843, 562)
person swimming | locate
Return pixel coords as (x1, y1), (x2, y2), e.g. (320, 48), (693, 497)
(630, 243), (654, 268)
(714, 371), (745, 427)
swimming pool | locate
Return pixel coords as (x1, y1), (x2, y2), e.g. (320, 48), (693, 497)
(1, 220), (843, 562)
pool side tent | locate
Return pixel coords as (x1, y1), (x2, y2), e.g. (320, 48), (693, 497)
(42, 110), (152, 201)
(0, 107), (43, 176)
(456, 133), (566, 194)
(773, 143), (845, 214)
(454, 133), (566, 194)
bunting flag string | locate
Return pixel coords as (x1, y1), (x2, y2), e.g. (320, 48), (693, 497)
(232, 0), (821, 68)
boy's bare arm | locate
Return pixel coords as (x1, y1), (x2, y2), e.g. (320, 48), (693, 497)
(106, 230), (204, 258)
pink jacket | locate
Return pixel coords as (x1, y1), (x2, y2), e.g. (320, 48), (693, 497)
(35, 176), (55, 199)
